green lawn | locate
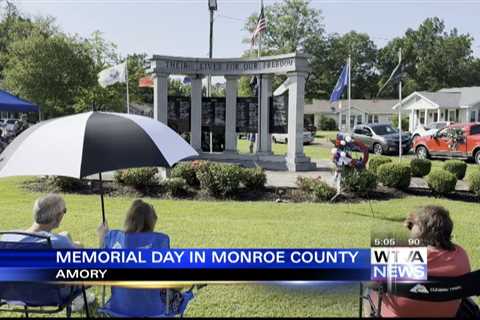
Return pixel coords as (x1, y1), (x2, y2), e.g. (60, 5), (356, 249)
(237, 130), (336, 160)
(0, 177), (479, 317)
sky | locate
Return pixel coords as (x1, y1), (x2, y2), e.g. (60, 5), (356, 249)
(12, 0), (480, 60)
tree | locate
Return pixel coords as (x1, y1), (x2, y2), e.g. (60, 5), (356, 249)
(308, 31), (379, 99)
(244, 0), (324, 53)
(378, 17), (478, 97)
(244, 0), (324, 96)
(3, 32), (95, 118)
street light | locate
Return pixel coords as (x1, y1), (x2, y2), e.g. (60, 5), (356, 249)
(208, 0), (218, 10)
(207, 0), (217, 98)
(207, 0), (217, 153)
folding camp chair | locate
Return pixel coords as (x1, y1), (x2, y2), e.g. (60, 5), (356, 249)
(359, 269), (480, 318)
(0, 231), (90, 318)
(98, 230), (203, 317)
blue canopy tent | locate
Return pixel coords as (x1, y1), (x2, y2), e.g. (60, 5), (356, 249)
(0, 90), (38, 113)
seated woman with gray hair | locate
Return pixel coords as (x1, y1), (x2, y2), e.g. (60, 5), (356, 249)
(1, 193), (82, 248)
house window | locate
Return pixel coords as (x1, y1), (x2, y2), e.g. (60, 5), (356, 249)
(341, 114), (346, 125)
(357, 115), (362, 124)
(434, 112), (438, 122)
(449, 110), (456, 122)
(350, 116), (355, 128)
(367, 115), (373, 123)
(471, 111), (477, 123)
(374, 115), (379, 123)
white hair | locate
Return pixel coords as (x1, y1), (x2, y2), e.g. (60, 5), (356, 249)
(33, 194), (65, 225)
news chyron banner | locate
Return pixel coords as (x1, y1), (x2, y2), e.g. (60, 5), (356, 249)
(0, 247), (427, 284)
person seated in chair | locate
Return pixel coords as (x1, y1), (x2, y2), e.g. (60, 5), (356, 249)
(1, 193), (82, 248)
(97, 199), (164, 248)
(368, 205), (471, 317)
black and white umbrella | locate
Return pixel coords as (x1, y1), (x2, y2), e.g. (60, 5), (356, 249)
(0, 111), (198, 221)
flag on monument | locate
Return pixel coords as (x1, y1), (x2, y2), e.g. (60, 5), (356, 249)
(98, 62), (127, 88)
(251, 3), (267, 46)
(376, 56), (402, 98)
(329, 64), (349, 102)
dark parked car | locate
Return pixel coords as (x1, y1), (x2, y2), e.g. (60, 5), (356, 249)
(351, 123), (411, 155)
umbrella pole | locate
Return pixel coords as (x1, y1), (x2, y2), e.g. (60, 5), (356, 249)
(99, 172), (106, 223)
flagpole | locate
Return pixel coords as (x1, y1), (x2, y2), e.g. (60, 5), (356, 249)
(125, 57), (130, 114)
(398, 48), (402, 161)
(256, 0), (263, 153)
(347, 55), (352, 133)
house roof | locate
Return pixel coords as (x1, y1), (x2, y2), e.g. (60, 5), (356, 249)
(417, 91), (461, 108)
(394, 86), (480, 110)
(438, 87), (480, 106)
(305, 99), (397, 115)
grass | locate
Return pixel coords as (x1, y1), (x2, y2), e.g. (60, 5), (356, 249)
(0, 177), (479, 317)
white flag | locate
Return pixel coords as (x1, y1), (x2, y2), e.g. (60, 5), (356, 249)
(97, 62), (126, 88)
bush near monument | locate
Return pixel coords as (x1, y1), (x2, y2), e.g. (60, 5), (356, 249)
(171, 161), (200, 187)
(340, 167), (377, 196)
(241, 166), (267, 190)
(377, 163), (411, 190)
(114, 167), (159, 189)
(47, 176), (85, 192)
(368, 156), (393, 175)
(467, 169), (480, 197)
(427, 169), (457, 196)
(196, 162), (243, 198)
(442, 160), (467, 180)
(295, 176), (336, 202)
(410, 158), (432, 177)
(161, 178), (189, 197)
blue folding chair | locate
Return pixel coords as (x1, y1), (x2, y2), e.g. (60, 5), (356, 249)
(0, 231), (90, 318)
(98, 230), (199, 317)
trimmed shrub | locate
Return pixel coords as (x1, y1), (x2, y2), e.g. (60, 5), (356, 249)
(341, 168), (377, 196)
(114, 167), (159, 188)
(442, 160), (467, 180)
(377, 163), (411, 190)
(368, 156), (392, 174)
(196, 162), (243, 198)
(319, 115), (337, 131)
(295, 176), (336, 202)
(47, 176), (84, 192)
(171, 162), (199, 187)
(241, 166), (267, 190)
(311, 181), (336, 202)
(161, 178), (188, 197)
(467, 170), (480, 196)
(410, 158), (432, 177)
(296, 176), (318, 192)
(427, 169), (457, 196)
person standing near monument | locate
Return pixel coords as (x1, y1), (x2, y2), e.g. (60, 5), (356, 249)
(248, 132), (256, 153)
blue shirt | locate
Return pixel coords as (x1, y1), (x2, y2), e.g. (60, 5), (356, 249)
(1, 231), (76, 249)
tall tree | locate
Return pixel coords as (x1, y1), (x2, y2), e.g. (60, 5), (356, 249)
(378, 17), (478, 97)
(3, 32), (95, 118)
(308, 31), (379, 99)
(244, 0), (324, 97)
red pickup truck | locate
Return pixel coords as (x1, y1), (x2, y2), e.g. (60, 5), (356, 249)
(413, 123), (480, 164)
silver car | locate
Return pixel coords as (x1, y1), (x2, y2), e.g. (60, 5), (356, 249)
(351, 124), (411, 155)
(272, 131), (314, 145)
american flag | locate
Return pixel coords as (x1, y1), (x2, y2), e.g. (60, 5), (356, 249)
(251, 4), (267, 46)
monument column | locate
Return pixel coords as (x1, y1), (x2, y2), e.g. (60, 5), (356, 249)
(190, 75), (203, 151)
(225, 75), (239, 152)
(258, 74), (272, 154)
(153, 73), (169, 124)
(286, 71), (311, 172)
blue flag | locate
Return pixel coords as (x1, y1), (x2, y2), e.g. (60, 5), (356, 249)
(330, 64), (349, 102)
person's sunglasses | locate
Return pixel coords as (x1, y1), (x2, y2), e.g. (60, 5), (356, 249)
(62, 208), (67, 214)
(406, 221), (413, 230)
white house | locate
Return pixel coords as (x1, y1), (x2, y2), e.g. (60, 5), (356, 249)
(305, 99), (398, 130)
(393, 87), (480, 132)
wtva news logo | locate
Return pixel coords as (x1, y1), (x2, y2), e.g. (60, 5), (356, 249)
(371, 247), (427, 281)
